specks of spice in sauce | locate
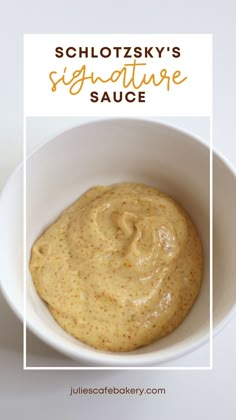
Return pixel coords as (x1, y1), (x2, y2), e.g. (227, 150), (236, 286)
(29, 183), (203, 352)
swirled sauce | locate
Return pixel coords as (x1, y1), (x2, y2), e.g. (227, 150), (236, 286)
(29, 183), (203, 352)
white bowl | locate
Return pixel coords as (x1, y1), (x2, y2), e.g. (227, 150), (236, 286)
(0, 118), (235, 367)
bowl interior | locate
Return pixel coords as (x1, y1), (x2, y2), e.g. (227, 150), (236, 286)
(1, 118), (234, 366)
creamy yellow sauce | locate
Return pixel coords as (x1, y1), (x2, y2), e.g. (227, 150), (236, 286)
(30, 183), (203, 352)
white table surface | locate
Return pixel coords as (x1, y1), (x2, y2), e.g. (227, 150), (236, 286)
(0, 1), (236, 419)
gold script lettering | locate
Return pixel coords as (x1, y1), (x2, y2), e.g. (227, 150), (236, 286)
(49, 60), (188, 94)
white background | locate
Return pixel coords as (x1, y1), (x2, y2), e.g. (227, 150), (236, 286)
(24, 34), (212, 116)
(0, 0), (235, 419)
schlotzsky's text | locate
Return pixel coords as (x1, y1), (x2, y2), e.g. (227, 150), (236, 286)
(49, 44), (187, 103)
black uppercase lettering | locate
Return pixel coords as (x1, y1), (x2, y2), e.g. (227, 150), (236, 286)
(138, 91), (145, 102)
(66, 47), (76, 58)
(124, 47), (132, 58)
(155, 47), (165, 58)
(134, 47), (142, 58)
(79, 47), (88, 57)
(125, 91), (135, 102)
(113, 92), (122, 102)
(90, 91), (99, 102)
(113, 47), (122, 57)
(101, 91), (111, 102)
(172, 47), (181, 58)
(100, 47), (111, 58)
(145, 47), (154, 58)
(91, 47), (98, 58)
(55, 47), (63, 58)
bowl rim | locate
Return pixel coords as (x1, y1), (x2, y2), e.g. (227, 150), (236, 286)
(0, 117), (236, 367)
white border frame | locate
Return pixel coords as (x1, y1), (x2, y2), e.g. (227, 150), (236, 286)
(23, 35), (213, 371)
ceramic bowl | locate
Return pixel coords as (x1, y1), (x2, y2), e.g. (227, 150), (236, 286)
(0, 118), (235, 367)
